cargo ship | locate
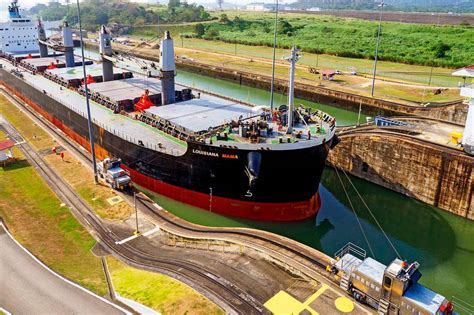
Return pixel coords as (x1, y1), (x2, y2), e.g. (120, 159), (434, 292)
(0, 1), (338, 221)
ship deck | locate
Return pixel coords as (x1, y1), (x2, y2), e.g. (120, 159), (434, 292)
(145, 96), (259, 134)
(1, 59), (187, 156)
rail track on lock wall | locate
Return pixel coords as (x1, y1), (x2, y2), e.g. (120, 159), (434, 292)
(1, 86), (360, 313)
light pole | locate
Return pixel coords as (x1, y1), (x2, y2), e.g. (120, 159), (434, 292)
(269, 0), (279, 113)
(371, 1), (385, 98)
(76, 0), (98, 183)
(134, 192), (140, 235)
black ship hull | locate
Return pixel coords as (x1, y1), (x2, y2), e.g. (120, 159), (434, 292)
(1, 70), (336, 221)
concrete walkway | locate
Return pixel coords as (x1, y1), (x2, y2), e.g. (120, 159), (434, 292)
(0, 224), (127, 315)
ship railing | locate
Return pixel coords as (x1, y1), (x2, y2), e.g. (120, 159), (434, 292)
(334, 242), (367, 261)
(451, 296), (474, 315)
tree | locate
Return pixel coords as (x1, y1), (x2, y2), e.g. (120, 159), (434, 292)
(278, 20), (294, 36)
(195, 23), (205, 38)
(432, 42), (452, 58)
(168, 0), (181, 10)
(219, 13), (230, 24)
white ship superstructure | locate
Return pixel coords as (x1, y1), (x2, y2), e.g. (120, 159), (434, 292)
(0, 0), (38, 54)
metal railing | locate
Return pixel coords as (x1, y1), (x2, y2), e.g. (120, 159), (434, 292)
(334, 242), (367, 261)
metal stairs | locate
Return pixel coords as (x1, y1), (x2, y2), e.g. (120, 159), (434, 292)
(378, 298), (390, 315)
(340, 273), (350, 291)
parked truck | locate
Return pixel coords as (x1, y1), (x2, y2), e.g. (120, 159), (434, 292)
(97, 157), (131, 190)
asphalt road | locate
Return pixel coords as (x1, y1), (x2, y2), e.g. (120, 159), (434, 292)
(0, 225), (126, 315)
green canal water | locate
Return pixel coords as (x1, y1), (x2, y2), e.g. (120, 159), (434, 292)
(80, 48), (473, 303)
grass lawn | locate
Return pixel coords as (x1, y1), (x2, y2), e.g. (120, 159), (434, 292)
(107, 257), (224, 315)
(0, 97), (131, 221)
(176, 38), (461, 88)
(0, 140), (108, 295)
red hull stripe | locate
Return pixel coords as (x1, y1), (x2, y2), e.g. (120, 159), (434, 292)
(2, 83), (321, 221)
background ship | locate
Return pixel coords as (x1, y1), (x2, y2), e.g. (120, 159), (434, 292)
(0, 1), (338, 221)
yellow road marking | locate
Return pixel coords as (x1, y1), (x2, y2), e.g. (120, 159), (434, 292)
(263, 290), (306, 315)
(335, 296), (355, 313)
(264, 284), (330, 315)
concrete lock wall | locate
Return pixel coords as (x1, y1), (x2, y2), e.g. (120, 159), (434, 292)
(328, 133), (474, 220)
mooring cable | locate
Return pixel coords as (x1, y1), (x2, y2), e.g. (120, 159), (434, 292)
(333, 166), (376, 259)
(341, 169), (402, 259)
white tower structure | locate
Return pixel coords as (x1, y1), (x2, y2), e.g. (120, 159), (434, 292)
(159, 31), (176, 105)
(453, 65), (474, 155)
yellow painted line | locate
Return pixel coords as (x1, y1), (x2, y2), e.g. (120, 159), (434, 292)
(303, 284), (329, 306)
(302, 284), (329, 315)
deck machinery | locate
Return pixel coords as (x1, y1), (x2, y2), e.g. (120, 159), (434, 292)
(330, 244), (454, 315)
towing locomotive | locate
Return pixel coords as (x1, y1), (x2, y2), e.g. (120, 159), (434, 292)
(329, 244), (454, 315)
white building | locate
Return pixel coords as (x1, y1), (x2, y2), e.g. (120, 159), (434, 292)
(0, 1), (39, 54)
(246, 2), (279, 12)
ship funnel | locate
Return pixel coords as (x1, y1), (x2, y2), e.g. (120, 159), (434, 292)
(37, 19), (48, 57)
(99, 25), (114, 82)
(159, 30), (176, 105)
(62, 21), (75, 68)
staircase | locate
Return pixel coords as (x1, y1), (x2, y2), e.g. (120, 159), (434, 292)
(378, 298), (390, 315)
(340, 273), (350, 291)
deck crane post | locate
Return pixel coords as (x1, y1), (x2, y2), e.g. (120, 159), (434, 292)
(159, 30), (176, 105)
(99, 25), (114, 82)
(37, 19), (48, 58)
(62, 21), (75, 68)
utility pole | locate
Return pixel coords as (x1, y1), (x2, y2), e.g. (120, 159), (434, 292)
(371, 1), (385, 98)
(269, 0), (279, 113)
(76, 0), (98, 183)
(428, 65), (434, 86)
(134, 192), (140, 235)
